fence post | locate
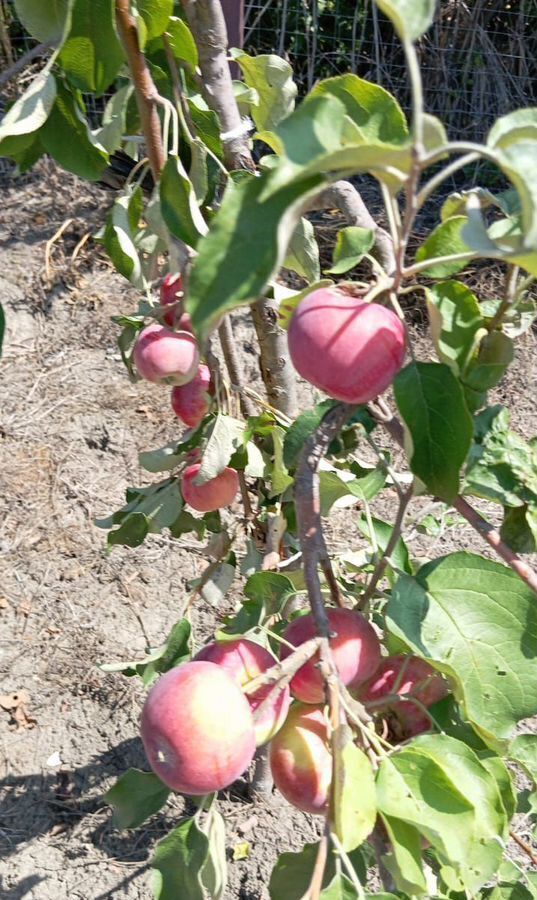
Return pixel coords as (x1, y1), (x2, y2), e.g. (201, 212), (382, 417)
(221, 0), (244, 75)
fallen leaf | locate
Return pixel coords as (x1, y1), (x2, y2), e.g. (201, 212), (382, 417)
(233, 841), (250, 861)
(0, 689), (37, 730)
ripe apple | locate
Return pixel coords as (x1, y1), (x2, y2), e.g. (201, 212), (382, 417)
(356, 655), (448, 738)
(133, 323), (199, 385)
(171, 364), (212, 428)
(195, 638), (291, 745)
(280, 607), (381, 704)
(140, 660), (256, 794)
(160, 272), (184, 327)
(269, 703), (332, 815)
(288, 287), (406, 403)
(182, 463), (239, 512)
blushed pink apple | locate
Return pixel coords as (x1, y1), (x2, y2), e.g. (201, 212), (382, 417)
(171, 364), (212, 429)
(133, 323), (199, 385)
(160, 272), (184, 327)
(356, 655), (448, 737)
(280, 607), (381, 704)
(140, 660), (256, 794)
(270, 703), (332, 815)
(182, 463), (239, 512)
(195, 638), (291, 745)
(288, 288), (406, 403)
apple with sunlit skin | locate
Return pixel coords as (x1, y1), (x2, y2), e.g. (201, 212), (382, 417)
(355, 655), (448, 737)
(171, 364), (212, 428)
(133, 323), (199, 385)
(280, 607), (381, 704)
(288, 287), (406, 403)
(140, 660), (256, 794)
(195, 638), (291, 745)
(160, 272), (184, 327)
(182, 463), (239, 512)
(270, 703), (332, 815)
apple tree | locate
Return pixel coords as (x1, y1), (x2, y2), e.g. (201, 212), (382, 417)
(2, 0), (537, 896)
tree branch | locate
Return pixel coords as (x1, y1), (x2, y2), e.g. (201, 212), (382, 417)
(250, 297), (298, 417)
(368, 402), (537, 597)
(308, 180), (396, 275)
(115, 0), (165, 179)
(361, 482), (413, 604)
(217, 316), (256, 418)
(0, 39), (54, 89)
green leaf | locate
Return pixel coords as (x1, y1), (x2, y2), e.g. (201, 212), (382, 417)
(160, 155), (208, 248)
(277, 280), (333, 331)
(100, 618), (191, 682)
(199, 561), (235, 608)
(104, 187), (144, 285)
(376, 734), (506, 892)
(104, 769), (169, 830)
(14, 0), (69, 42)
(107, 512), (149, 547)
(59, 0), (124, 95)
(244, 572), (295, 614)
(233, 52), (297, 132)
(271, 426), (294, 495)
(187, 171), (324, 342)
(478, 752), (516, 826)
(488, 109), (537, 151)
(373, 0), (436, 41)
(327, 226), (375, 275)
(357, 514), (411, 574)
(510, 733), (537, 785)
(462, 331), (514, 410)
(422, 113), (448, 154)
(0, 70), (56, 146)
(310, 74), (409, 146)
(320, 875), (360, 900)
(99, 479), (183, 547)
(394, 362), (473, 501)
(151, 817), (210, 900)
(269, 842), (366, 900)
(93, 84), (133, 154)
(166, 16), (198, 70)
(283, 400), (336, 468)
(137, 0), (173, 40)
(199, 807), (227, 900)
(415, 216), (474, 277)
(40, 82), (108, 181)
(284, 216), (321, 281)
(319, 467), (386, 516)
(197, 415), (244, 483)
(386, 552), (537, 747)
(380, 816), (426, 895)
(483, 882), (537, 900)
(332, 726), (376, 850)
(494, 140), (537, 251)
(425, 280), (484, 376)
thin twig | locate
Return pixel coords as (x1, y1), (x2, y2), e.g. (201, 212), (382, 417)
(509, 828), (537, 866)
(217, 317), (256, 418)
(307, 825), (330, 900)
(361, 483), (413, 604)
(0, 39), (54, 88)
(243, 636), (323, 695)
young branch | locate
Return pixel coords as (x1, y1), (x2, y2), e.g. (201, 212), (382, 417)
(0, 39), (54, 89)
(361, 483), (413, 604)
(243, 636), (323, 695)
(308, 181), (396, 275)
(115, 0), (165, 179)
(217, 317), (256, 418)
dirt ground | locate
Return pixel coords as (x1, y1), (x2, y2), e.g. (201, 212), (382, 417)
(1, 161), (536, 899)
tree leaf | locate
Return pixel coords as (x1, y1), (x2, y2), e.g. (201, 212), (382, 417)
(187, 171), (324, 342)
(14, 0), (69, 42)
(332, 726), (376, 850)
(271, 426), (294, 495)
(462, 331), (514, 411)
(197, 415), (244, 483)
(488, 109), (537, 151)
(394, 362), (473, 501)
(59, 0), (124, 95)
(166, 16), (198, 70)
(283, 400), (337, 468)
(99, 479), (184, 547)
(151, 817), (210, 900)
(0, 70), (56, 145)
(233, 52), (297, 131)
(40, 81), (109, 181)
(199, 807), (227, 900)
(509, 733), (537, 785)
(93, 84), (133, 154)
(415, 216), (474, 277)
(376, 734), (506, 892)
(269, 842), (366, 900)
(373, 0), (436, 42)
(100, 618), (191, 682)
(380, 816), (426, 895)
(425, 281), (484, 375)
(199, 561), (235, 608)
(356, 514), (411, 574)
(244, 572), (295, 614)
(160, 155), (208, 248)
(326, 226), (375, 275)
(310, 74), (409, 146)
(137, 0), (173, 40)
(385, 552), (537, 747)
(104, 769), (169, 830)
(284, 216), (321, 281)
(104, 187), (144, 286)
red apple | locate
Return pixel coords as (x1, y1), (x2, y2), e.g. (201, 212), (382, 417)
(280, 607), (381, 704)
(160, 273), (184, 327)
(140, 660), (256, 794)
(182, 463), (239, 512)
(133, 323), (199, 385)
(270, 703), (332, 815)
(195, 638), (291, 745)
(356, 655), (448, 737)
(171, 364), (212, 429)
(288, 287), (406, 403)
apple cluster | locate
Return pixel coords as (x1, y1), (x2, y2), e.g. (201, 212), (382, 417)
(140, 610), (448, 814)
(132, 273), (239, 513)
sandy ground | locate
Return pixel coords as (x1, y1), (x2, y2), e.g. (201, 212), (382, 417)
(1, 161), (536, 899)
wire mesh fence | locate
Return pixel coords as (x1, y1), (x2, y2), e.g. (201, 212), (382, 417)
(244, 0), (537, 140)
